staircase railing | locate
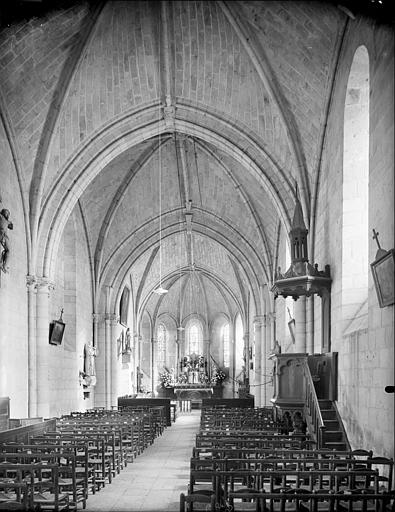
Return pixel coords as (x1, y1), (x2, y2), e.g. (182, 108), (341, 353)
(302, 361), (326, 448)
(331, 400), (351, 451)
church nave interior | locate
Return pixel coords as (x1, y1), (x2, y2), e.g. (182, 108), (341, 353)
(0, 0), (393, 510)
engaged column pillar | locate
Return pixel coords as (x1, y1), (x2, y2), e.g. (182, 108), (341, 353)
(110, 315), (119, 409)
(253, 316), (265, 407)
(36, 277), (53, 418)
(306, 296), (314, 354)
(294, 296), (307, 353)
(26, 275), (37, 417)
(104, 314), (114, 409)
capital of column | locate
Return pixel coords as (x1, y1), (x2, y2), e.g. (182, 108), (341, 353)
(35, 277), (55, 295)
(267, 312), (276, 324)
(133, 333), (142, 341)
(105, 313), (118, 325)
(253, 315), (266, 327)
(26, 274), (37, 292)
(92, 313), (102, 324)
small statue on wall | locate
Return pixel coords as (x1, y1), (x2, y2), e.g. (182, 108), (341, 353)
(0, 203), (13, 274)
(124, 328), (132, 354)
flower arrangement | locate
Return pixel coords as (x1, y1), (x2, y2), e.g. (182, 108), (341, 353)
(178, 373), (188, 384)
(159, 368), (176, 388)
(211, 366), (226, 384)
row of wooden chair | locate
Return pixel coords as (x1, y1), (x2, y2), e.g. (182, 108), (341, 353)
(200, 407), (277, 432)
(0, 406), (167, 510)
(180, 407), (394, 512)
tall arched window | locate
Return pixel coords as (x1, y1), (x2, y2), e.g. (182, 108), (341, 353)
(222, 323), (230, 367)
(235, 314), (244, 376)
(119, 286), (130, 326)
(342, 46), (369, 328)
(186, 319), (203, 354)
(157, 323), (167, 367)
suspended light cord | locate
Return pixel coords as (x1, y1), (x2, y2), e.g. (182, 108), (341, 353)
(153, 14), (167, 296)
(177, 209), (184, 330)
(158, 11), (162, 286)
(159, 133), (162, 285)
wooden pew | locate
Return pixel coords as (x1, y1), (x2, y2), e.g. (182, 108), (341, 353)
(0, 450), (85, 509)
(226, 490), (394, 512)
(0, 462), (71, 511)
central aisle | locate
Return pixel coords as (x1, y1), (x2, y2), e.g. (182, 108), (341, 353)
(85, 410), (201, 511)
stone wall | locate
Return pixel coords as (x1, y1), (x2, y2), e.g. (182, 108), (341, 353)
(314, 18), (394, 457)
(48, 212), (94, 416)
(0, 120), (29, 418)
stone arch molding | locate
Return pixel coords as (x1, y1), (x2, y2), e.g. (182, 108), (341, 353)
(92, 214), (261, 323)
(36, 103), (296, 280)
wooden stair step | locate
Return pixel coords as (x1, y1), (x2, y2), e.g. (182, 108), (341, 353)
(323, 430), (344, 441)
(323, 419), (339, 428)
(321, 410), (337, 420)
(324, 441), (348, 450)
(318, 400), (333, 408)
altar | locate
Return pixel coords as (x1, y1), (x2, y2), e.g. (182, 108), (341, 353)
(173, 384), (213, 401)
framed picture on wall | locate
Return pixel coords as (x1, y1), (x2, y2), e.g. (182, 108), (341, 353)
(49, 320), (65, 345)
(371, 249), (395, 308)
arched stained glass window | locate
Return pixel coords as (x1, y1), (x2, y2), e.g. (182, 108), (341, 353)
(235, 314), (244, 376)
(157, 323), (167, 366)
(119, 287), (130, 326)
(222, 324), (230, 367)
(186, 319), (203, 355)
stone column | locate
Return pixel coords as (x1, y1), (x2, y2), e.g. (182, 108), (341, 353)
(267, 311), (276, 352)
(306, 296), (314, 354)
(256, 315), (270, 406)
(151, 337), (155, 395)
(36, 277), (54, 418)
(231, 323), (236, 396)
(243, 332), (249, 383)
(104, 314), (114, 409)
(253, 316), (264, 407)
(175, 338), (180, 380)
(26, 275), (37, 417)
(134, 333), (141, 393)
(261, 314), (269, 406)
(206, 338), (211, 381)
(110, 315), (119, 409)
(92, 313), (100, 351)
(266, 311), (276, 405)
(92, 313), (105, 408)
(294, 296), (307, 353)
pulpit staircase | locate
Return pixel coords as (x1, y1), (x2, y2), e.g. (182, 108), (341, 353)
(318, 399), (349, 451)
(270, 352), (350, 450)
(303, 361), (350, 450)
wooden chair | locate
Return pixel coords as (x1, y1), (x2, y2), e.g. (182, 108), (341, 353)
(0, 480), (28, 511)
(179, 492), (215, 512)
(367, 458), (394, 492)
(30, 463), (71, 512)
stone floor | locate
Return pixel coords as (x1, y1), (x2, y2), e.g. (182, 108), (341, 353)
(84, 410), (200, 511)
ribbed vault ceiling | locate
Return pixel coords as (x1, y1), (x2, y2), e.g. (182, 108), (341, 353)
(3, 0), (387, 325)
